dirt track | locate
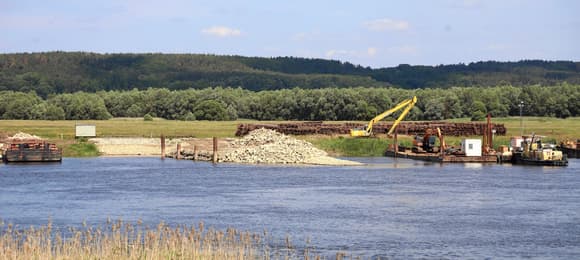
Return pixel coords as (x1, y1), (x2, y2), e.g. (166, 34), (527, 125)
(89, 137), (235, 156)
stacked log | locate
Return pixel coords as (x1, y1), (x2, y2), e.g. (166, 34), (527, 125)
(236, 122), (506, 137)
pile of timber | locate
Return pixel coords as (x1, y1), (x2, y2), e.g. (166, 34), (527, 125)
(236, 121), (506, 137)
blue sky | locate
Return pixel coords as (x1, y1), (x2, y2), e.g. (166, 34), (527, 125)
(1, 0), (578, 68)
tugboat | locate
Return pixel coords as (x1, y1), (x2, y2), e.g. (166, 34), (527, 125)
(511, 134), (568, 166)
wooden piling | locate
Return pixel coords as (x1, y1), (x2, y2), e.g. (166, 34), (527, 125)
(212, 137), (218, 163)
(193, 145), (198, 161)
(176, 143), (181, 160)
(160, 134), (165, 159)
(440, 135), (445, 159)
(394, 131), (398, 157)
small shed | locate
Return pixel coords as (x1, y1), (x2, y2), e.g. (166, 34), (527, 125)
(510, 136), (524, 149)
(75, 124), (96, 137)
(461, 138), (482, 157)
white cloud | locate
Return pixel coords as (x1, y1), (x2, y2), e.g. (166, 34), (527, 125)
(387, 45), (418, 55)
(0, 15), (68, 29)
(325, 48), (379, 59)
(486, 43), (510, 51)
(292, 32), (308, 41)
(116, 0), (209, 19)
(325, 49), (355, 58)
(363, 18), (409, 32)
(201, 26), (241, 37)
(292, 31), (323, 42)
(459, 0), (482, 8)
(447, 0), (484, 9)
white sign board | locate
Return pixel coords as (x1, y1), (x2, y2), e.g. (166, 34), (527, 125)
(75, 125), (96, 137)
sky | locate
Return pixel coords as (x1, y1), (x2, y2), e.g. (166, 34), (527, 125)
(1, 0), (578, 68)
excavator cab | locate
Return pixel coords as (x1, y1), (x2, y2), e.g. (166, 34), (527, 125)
(423, 136), (437, 152)
(350, 127), (371, 137)
(412, 127), (445, 153)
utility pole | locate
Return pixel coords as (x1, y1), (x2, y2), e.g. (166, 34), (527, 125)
(518, 101), (525, 136)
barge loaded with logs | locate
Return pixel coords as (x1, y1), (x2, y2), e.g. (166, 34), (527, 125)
(1, 132), (62, 163)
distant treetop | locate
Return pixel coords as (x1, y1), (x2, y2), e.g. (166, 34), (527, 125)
(0, 52), (578, 95)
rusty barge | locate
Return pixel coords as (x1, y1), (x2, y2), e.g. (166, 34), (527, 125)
(385, 148), (497, 163)
(2, 141), (62, 163)
(558, 139), (579, 159)
(385, 114), (500, 164)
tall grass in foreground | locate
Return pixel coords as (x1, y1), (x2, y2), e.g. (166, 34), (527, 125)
(0, 219), (330, 260)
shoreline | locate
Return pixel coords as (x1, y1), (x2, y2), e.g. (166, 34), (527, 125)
(62, 154), (364, 166)
(88, 136), (364, 166)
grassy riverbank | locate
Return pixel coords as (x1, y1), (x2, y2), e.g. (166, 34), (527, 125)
(1, 117), (578, 157)
(63, 142), (101, 157)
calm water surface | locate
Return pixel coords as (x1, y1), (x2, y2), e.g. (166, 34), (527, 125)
(1, 157), (579, 258)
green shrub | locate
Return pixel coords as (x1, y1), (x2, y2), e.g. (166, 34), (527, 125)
(193, 100), (229, 121)
(471, 111), (486, 121)
(64, 142), (100, 157)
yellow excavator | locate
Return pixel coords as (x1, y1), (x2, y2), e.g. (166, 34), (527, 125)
(350, 96), (418, 137)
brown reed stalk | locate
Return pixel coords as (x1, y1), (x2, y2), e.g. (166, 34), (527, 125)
(0, 219), (335, 260)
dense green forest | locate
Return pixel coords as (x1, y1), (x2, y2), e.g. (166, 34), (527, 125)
(0, 52), (579, 96)
(0, 85), (577, 121)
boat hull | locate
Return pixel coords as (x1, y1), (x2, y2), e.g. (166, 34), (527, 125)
(385, 150), (497, 163)
(511, 153), (568, 166)
(3, 150), (62, 163)
(560, 146), (579, 159)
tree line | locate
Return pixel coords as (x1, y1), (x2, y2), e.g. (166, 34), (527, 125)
(1, 52), (579, 97)
(0, 84), (577, 121)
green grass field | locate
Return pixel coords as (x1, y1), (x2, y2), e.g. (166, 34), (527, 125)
(0, 118), (245, 139)
(1, 117), (578, 157)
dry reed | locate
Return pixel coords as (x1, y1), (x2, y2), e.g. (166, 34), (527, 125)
(0, 219), (325, 260)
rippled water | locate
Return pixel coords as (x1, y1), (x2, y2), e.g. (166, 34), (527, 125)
(1, 157), (579, 258)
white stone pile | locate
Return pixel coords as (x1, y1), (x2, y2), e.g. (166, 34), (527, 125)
(220, 128), (327, 164)
(9, 132), (42, 140)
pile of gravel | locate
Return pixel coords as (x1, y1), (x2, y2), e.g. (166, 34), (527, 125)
(220, 128), (327, 164)
(9, 132), (43, 141)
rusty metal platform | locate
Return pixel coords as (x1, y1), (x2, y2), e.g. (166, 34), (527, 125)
(385, 149), (498, 163)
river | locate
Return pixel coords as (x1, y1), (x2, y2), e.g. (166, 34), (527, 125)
(1, 157), (579, 258)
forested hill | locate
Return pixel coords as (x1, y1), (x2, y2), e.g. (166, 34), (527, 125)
(1, 52), (579, 96)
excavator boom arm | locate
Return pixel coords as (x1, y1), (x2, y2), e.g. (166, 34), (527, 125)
(349, 96), (418, 137)
(386, 96), (417, 136)
(365, 96), (417, 134)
